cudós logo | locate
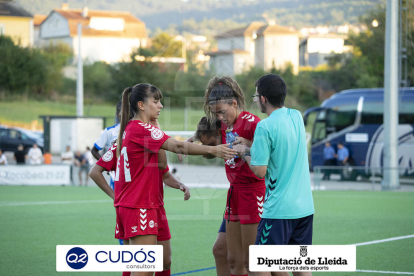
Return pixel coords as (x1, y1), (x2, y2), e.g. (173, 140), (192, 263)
(66, 247), (88, 270)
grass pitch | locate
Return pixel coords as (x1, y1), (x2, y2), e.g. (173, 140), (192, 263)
(0, 186), (413, 276)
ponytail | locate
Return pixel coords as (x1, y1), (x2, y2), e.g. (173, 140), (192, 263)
(116, 84), (163, 157)
(117, 87), (132, 157)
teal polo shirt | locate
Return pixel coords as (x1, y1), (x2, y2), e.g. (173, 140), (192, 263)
(251, 107), (314, 219)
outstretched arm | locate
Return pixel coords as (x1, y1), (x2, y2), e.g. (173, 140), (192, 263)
(161, 138), (236, 160)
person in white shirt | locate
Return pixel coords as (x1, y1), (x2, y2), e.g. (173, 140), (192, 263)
(27, 144), (42, 165)
(91, 101), (121, 190)
(61, 146), (75, 184)
(84, 147), (95, 167)
(0, 149), (8, 165)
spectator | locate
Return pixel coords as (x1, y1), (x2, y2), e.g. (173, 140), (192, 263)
(14, 144), (26, 164)
(61, 146), (74, 184)
(335, 142), (349, 165)
(322, 141), (336, 180)
(84, 147), (95, 168)
(0, 149), (7, 165)
(27, 144), (42, 165)
(43, 151), (52, 164)
(75, 151), (89, 186)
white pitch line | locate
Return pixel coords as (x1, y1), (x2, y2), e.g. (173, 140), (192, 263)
(356, 270), (414, 275)
(0, 199), (112, 207)
(354, 234), (414, 246)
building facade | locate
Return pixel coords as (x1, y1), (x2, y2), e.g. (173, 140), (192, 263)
(0, 2), (33, 47)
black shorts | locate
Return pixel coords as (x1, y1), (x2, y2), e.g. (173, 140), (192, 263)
(255, 215), (313, 245)
(218, 218), (226, 233)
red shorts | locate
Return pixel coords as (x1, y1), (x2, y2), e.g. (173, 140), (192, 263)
(224, 183), (266, 224)
(115, 207), (158, 240)
(157, 206), (171, 241)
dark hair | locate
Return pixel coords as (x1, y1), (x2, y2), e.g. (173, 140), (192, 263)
(86, 146), (90, 150)
(194, 117), (221, 140)
(117, 83), (162, 157)
(338, 141), (344, 146)
(255, 74), (287, 108)
(204, 76), (246, 122)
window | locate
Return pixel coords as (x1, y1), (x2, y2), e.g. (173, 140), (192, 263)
(0, 129), (8, 138)
(361, 98), (383, 124)
(326, 103), (357, 132)
(400, 100), (414, 124)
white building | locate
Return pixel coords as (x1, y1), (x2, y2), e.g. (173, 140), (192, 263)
(299, 34), (351, 68)
(39, 5), (148, 63)
(206, 22), (299, 76)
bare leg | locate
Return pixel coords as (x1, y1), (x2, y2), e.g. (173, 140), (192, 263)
(157, 240), (172, 271)
(213, 232), (231, 276)
(227, 221), (248, 275)
(293, 272), (312, 276)
(130, 235), (157, 276)
(78, 170), (82, 186)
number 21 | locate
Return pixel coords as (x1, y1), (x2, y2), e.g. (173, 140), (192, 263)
(115, 147), (131, 182)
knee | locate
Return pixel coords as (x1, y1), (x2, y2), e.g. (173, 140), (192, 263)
(163, 258), (172, 270)
(212, 242), (227, 259)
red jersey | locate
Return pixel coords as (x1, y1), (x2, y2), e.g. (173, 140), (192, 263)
(96, 143), (118, 171)
(221, 111), (264, 186)
(114, 120), (170, 209)
(159, 166), (169, 206)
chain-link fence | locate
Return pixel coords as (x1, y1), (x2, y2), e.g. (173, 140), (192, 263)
(313, 166), (414, 191)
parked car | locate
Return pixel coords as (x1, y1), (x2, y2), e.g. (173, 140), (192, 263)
(0, 126), (44, 153)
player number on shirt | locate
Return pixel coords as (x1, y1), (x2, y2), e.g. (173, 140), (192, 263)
(115, 147), (131, 182)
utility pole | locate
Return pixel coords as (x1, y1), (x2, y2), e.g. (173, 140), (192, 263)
(383, 0), (399, 189)
(76, 23), (84, 117)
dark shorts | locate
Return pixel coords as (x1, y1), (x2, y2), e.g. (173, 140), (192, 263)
(255, 215), (313, 245)
(218, 218), (226, 233)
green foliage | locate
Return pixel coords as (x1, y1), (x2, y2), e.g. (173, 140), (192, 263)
(83, 62), (113, 99)
(0, 36), (72, 97)
(151, 32), (183, 57)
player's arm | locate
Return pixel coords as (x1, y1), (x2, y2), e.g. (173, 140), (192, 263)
(162, 171), (190, 200)
(91, 146), (102, 160)
(150, 119), (168, 170)
(161, 138), (236, 160)
(242, 154), (267, 179)
(88, 164), (115, 200)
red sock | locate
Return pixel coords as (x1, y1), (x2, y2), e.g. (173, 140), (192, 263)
(155, 269), (171, 276)
(122, 272), (131, 276)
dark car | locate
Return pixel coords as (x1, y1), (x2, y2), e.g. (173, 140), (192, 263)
(0, 126), (43, 153)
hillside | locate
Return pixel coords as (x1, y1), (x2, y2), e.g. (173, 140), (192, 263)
(15, 0), (385, 33)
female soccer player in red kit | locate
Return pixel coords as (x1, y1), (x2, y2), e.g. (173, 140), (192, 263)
(204, 77), (266, 276)
(115, 83), (236, 276)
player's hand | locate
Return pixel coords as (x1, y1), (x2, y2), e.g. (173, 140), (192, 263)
(180, 184), (191, 200)
(233, 144), (249, 157)
(150, 119), (161, 129)
(212, 144), (237, 160)
(233, 137), (252, 147)
(177, 136), (194, 162)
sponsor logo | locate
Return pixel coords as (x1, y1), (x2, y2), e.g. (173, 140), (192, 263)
(149, 220), (155, 228)
(66, 247), (88, 270)
(131, 226), (138, 233)
(300, 246), (308, 257)
(151, 128), (164, 140)
(57, 245), (163, 272)
(102, 150), (113, 162)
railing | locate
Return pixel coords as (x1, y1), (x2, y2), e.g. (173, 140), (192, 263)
(313, 166), (414, 191)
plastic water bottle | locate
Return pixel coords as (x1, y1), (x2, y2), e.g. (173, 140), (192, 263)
(225, 129), (239, 158)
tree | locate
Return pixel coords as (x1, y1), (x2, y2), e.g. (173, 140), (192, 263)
(151, 32), (183, 57)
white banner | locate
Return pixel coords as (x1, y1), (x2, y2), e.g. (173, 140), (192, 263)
(0, 165), (70, 185)
(250, 245), (356, 272)
(56, 245), (163, 272)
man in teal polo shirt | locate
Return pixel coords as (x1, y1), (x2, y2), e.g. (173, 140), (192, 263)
(234, 74), (314, 252)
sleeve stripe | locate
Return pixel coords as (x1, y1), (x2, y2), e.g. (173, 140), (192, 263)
(94, 143), (103, 150)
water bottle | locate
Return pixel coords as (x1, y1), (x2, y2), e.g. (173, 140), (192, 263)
(225, 129), (239, 158)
